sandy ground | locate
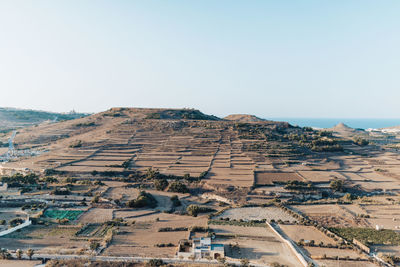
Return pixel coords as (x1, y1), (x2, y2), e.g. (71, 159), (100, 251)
(279, 224), (337, 245)
(315, 260), (376, 267)
(0, 225), (86, 253)
(78, 208), (113, 223)
(210, 224), (301, 267)
(215, 207), (297, 222)
(305, 247), (367, 259)
(0, 260), (42, 267)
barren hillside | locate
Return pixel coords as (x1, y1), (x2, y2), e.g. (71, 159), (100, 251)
(1, 108), (347, 188)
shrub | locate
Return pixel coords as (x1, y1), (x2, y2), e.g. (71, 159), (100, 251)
(186, 205), (215, 217)
(146, 259), (163, 267)
(127, 191), (157, 208)
(154, 179), (168, 191)
(330, 179), (344, 192)
(170, 195), (181, 207)
(9, 218), (24, 227)
(168, 181), (188, 193)
(69, 140), (82, 148)
(353, 137), (369, 146)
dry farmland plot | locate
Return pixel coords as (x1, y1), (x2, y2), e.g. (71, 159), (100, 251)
(0, 225), (85, 253)
(103, 221), (188, 257)
(0, 260), (42, 267)
(103, 187), (139, 201)
(210, 224), (301, 267)
(78, 208), (113, 223)
(315, 260), (376, 267)
(372, 244), (400, 257)
(305, 247), (367, 259)
(291, 204), (369, 228)
(279, 224), (336, 245)
(125, 212), (208, 227)
(297, 171), (346, 183)
(255, 171), (303, 185)
(215, 207), (297, 223)
(362, 204), (400, 231)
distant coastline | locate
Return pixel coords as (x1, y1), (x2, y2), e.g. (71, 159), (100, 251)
(270, 118), (400, 130)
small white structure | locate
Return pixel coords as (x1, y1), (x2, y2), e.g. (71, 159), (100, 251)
(177, 237), (224, 259)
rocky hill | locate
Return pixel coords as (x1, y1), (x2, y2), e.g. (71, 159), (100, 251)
(224, 114), (265, 122)
(1, 108), (345, 187)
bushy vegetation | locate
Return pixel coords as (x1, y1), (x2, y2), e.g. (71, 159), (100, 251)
(154, 179), (168, 191)
(353, 137), (369, 146)
(127, 191), (157, 208)
(74, 121), (96, 127)
(168, 181), (189, 193)
(330, 227), (400, 246)
(158, 227), (188, 232)
(9, 218), (24, 227)
(45, 259), (139, 267)
(235, 122), (343, 154)
(146, 259), (164, 267)
(170, 195), (181, 207)
(145, 109), (220, 121)
(69, 140), (83, 148)
(0, 173), (39, 187)
(0, 107), (87, 123)
(330, 179), (345, 192)
(186, 205), (216, 217)
(209, 218), (266, 227)
(381, 254), (400, 265)
(284, 180), (314, 190)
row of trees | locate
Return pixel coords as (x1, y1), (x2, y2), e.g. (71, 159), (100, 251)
(0, 248), (34, 260)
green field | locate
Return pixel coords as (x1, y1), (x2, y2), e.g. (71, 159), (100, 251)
(44, 209), (84, 221)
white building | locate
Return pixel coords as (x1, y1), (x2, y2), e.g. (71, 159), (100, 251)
(177, 237), (225, 259)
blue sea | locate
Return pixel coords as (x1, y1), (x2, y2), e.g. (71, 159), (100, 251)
(270, 118), (400, 130)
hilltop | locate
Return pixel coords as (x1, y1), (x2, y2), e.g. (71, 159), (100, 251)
(329, 122), (354, 131)
(224, 114), (265, 122)
(0, 107), (89, 132)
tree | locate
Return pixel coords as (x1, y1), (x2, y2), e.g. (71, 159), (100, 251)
(187, 205), (200, 217)
(217, 257), (226, 264)
(353, 137), (369, 146)
(154, 179), (168, 191)
(16, 249), (23, 260)
(170, 195), (181, 207)
(240, 258), (250, 267)
(330, 179), (344, 192)
(146, 259), (164, 266)
(9, 218), (24, 227)
(92, 195), (100, 203)
(0, 248), (11, 260)
(90, 240), (100, 251)
(26, 248), (34, 260)
(168, 181), (188, 193)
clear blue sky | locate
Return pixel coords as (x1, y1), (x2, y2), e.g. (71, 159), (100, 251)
(0, 1), (399, 118)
